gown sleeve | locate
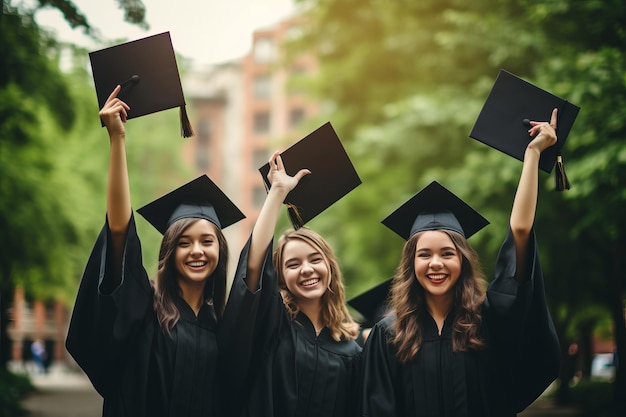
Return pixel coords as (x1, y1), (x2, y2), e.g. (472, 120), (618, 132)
(359, 317), (400, 417)
(65, 214), (153, 397)
(484, 227), (561, 412)
(218, 235), (283, 416)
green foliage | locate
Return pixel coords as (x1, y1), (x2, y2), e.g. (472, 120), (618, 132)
(33, 0), (148, 35)
(0, 7), (95, 306)
(292, 0), (545, 138)
(558, 305), (612, 342)
(0, 9), (74, 129)
(0, 83), (77, 299)
(290, 0), (626, 344)
(570, 380), (615, 417)
(0, 369), (34, 417)
(0, 1), (179, 306)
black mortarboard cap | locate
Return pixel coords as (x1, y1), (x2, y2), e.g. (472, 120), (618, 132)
(137, 175), (245, 235)
(258, 122), (362, 228)
(469, 69), (580, 190)
(382, 181), (489, 240)
(89, 31), (194, 137)
(348, 278), (392, 327)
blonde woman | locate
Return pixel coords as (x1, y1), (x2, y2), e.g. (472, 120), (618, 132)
(220, 151), (361, 417)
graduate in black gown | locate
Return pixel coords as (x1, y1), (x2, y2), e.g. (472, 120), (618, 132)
(348, 278), (392, 347)
(220, 139), (362, 417)
(65, 84), (244, 417)
(360, 109), (561, 417)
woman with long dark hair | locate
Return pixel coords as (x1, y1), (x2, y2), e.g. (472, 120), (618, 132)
(359, 110), (561, 416)
(66, 85), (243, 417)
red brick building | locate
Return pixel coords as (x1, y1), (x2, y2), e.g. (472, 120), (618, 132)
(7, 287), (67, 373)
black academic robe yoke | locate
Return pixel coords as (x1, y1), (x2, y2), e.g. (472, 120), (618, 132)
(219, 239), (362, 417)
(360, 228), (560, 417)
(65, 215), (220, 417)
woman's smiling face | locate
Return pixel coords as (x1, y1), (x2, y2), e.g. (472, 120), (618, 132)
(414, 230), (462, 301)
(174, 219), (220, 285)
(280, 238), (330, 303)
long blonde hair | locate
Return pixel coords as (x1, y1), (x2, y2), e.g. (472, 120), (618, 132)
(273, 227), (356, 342)
(390, 230), (486, 363)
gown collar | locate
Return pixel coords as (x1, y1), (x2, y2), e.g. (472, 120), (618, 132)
(420, 307), (458, 339)
(294, 311), (331, 343)
(174, 293), (217, 329)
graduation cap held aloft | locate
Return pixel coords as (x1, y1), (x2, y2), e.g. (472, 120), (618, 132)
(470, 69), (580, 191)
(382, 181), (489, 241)
(89, 31), (194, 137)
(137, 175), (245, 235)
(348, 278), (392, 328)
(258, 122), (361, 228)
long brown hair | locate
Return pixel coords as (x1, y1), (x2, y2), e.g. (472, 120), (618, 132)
(273, 227), (356, 342)
(153, 217), (229, 334)
(391, 230), (486, 363)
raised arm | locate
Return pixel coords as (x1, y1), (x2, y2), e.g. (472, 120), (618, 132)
(245, 151), (309, 292)
(510, 108), (557, 282)
(100, 85), (132, 288)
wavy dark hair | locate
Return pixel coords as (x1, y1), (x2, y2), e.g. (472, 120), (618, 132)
(273, 227), (356, 342)
(390, 230), (487, 363)
(153, 217), (229, 334)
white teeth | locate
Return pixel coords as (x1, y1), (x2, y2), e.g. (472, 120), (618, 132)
(301, 278), (320, 286)
(428, 274), (446, 280)
(188, 261), (206, 267)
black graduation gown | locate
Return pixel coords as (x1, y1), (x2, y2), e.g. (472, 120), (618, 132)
(219, 239), (362, 417)
(65, 215), (221, 417)
(359, 228), (560, 417)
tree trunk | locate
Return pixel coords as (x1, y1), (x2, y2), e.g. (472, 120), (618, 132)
(579, 319), (595, 380)
(555, 315), (574, 404)
(607, 254), (625, 416)
(0, 268), (14, 370)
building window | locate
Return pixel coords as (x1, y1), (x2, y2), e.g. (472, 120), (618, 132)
(195, 149), (210, 171)
(253, 148), (269, 170)
(253, 111), (271, 134)
(285, 25), (303, 41)
(253, 38), (274, 63)
(287, 66), (308, 95)
(253, 75), (272, 99)
(197, 119), (212, 145)
(195, 119), (211, 170)
(289, 108), (305, 127)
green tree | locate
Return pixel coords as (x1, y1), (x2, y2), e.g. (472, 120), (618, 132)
(1, 5), (81, 369)
(0, 0), (148, 369)
(529, 2), (626, 410)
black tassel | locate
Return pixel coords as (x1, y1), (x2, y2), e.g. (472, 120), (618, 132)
(286, 204), (304, 230)
(552, 101), (572, 191)
(180, 105), (194, 138)
(555, 155), (571, 191)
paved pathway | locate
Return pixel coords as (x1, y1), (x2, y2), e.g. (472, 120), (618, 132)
(520, 397), (580, 416)
(22, 371), (579, 417)
(518, 383), (580, 416)
(21, 372), (102, 417)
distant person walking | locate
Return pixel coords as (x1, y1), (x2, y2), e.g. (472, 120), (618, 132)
(31, 339), (47, 374)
